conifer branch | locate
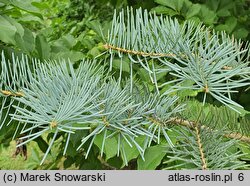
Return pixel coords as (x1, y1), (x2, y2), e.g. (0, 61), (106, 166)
(103, 43), (233, 70)
(146, 115), (250, 144)
(224, 133), (250, 144)
(169, 117), (250, 144)
(194, 123), (207, 170)
(0, 6), (249, 168)
(143, 115), (250, 148)
(106, 8), (250, 112)
(103, 43), (177, 57)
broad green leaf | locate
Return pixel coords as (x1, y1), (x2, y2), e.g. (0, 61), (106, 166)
(138, 68), (151, 82)
(155, 0), (184, 12)
(9, 0), (43, 18)
(225, 17), (237, 33)
(0, 15), (17, 44)
(65, 142), (78, 157)
(137, 145), (166, 170)
(53, 34), (77, 50)
(177, 80), (200, 98)
(218, 0), (235, 11)
(183, 0), (192, 8)
(156, 71), (167, 81)
(87, 47), (101, 58)
(31, 1), (50, 9)
(121, 144), (139, 168)
(174, 0), (184, 11)
(70, 130), (87, 148)
(199, 5), (217, 25)
(54, 51), (84, 62)
(33, 136), (49, 153)
(94, 132), (118, 160)
(121, 136), (145, 168)
(19, 14), (43, 24)
(215, 24), (230, 32)
(0, 0), (9, 4)
(151, 6), (178, 16)
(178, 89), (200, 98)
(30, 148), (41, 163)
(35, 34), (51, 60)
(15, 27), (35, 53)
(86, 20), (101, 37)
(3, 15), (24, 37)
(155, 0), (176, 10)
(217, 9), (231, 17)
(80, 36), (96, 50)
(205, 0), (220, 11)
(21, 27), (35, 52)
(149, 61), (168, 81)
(112, 59), (130, 73)
(187, 16), (201, 24)
(233, 28), (249, 39)
(186, 4), (201, 19)
(107, 156), (123, 169)
(215, 17), (237, 34)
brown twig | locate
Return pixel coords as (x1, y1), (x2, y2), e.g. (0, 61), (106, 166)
(103, 43), (176, 57)
(0, 90), (24, 97)
(193, 115), (207, 170)
(194, 125), (207, 170)
(173, 117), (250, 143)
(104, 43), (233, 70)
(147, 116), (250, 144)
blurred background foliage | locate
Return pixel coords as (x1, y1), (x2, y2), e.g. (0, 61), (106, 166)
(0, 0), (249, 170)
(153, 0), (250, 40)
(1, 0), (249, 61)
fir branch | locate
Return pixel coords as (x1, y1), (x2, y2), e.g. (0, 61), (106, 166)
(103, 43), (177, 57)
(0, 4), (249, 168)
(169, 117), (250, 144)
(193, 121), (207, 170)
(145, 113), (250, 144)
(164, 126), (247, 170)
(106, 8), (250, 112)
(1, 52), (34, 131)
(224, 133), (250, 144)
(104, 43), (233, 70)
